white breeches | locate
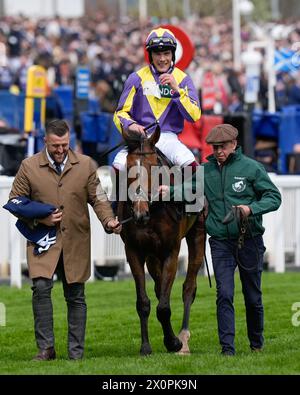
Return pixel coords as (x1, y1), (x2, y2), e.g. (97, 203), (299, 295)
(113, 131), (195, 171)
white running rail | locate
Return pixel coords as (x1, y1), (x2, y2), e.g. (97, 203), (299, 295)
(1, 174), (300, 287)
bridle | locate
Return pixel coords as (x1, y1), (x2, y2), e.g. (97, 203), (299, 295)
(120, 128), (160, 224)
(118, 144), (162, 225)
(129, 137), (159, 207)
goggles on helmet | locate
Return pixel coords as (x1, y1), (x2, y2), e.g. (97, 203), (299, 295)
(147, 37), (175, 46)
(146, 37), (177, 52)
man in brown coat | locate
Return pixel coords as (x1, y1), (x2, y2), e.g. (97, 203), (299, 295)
(9, 119), (121, 361)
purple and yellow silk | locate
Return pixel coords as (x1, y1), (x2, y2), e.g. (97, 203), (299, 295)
(113, 64), (201, 134)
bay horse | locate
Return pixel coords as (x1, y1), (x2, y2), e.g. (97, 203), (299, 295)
(117, 126), (206, 355)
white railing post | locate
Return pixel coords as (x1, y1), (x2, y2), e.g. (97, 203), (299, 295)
(204, 238), (214, 277)
(88, 207), (105, 282)
(271, 187), (285, 273)
(9, 215), (22, 288)
(295, 188), (300, 267)
(0, 197), (10, 278)
(263, 175), (285, 273)
(0, 177), (14, 280)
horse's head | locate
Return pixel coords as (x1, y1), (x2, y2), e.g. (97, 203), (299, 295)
(125, 125), (161, 225)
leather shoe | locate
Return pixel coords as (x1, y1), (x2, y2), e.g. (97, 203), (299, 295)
(221, 350), (235, 356)
(251, 347), (263, 353)
(32, 347), (56, 361)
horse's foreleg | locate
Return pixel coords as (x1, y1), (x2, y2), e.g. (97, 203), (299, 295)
(178, 263), (199, 354)
(126, 247), (152, 356)
(136, 295), (151, 356)
(146, 256), (162, 300)
(179, 261), (201, 354)
(178, 215), (205, 354)
(156, 250), (182, 353)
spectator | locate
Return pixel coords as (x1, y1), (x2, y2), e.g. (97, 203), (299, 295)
(54, 58), (74, 86)
(287, 72), (300, 105)
(93, 79), (117, 113)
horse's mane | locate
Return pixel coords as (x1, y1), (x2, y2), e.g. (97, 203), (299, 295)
(125, 140), (141, 153)
(121, 127), (143, 152)
(124, 136), (173, 169)
(124, 135), (152, 154)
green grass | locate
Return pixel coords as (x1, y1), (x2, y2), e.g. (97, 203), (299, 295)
(0, 272), (300, 375)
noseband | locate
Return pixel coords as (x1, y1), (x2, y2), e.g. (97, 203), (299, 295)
(129, 137), (158, 204)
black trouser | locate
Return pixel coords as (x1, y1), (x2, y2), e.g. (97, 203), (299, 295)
(209, 236), (265, 354)
(31, 254), (87, 359)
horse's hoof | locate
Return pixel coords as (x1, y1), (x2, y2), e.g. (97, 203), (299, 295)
(140, 343), (152, 356)
(164, 336), (183, 353)
(178, 329), (190, 342)
(177, 349), (191, 355)
(177, 330), (191, 355)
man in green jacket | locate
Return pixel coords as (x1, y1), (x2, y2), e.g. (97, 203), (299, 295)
(203, 124), (281, 356)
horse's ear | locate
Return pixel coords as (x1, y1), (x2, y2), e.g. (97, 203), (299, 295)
(148, 125), (161, 146)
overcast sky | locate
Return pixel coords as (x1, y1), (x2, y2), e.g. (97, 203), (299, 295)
(4, 0), (84, 17)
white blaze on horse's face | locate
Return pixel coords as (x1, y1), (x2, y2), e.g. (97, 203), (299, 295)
(135, 159), (144, 221)
(127, 160), (150, 224)
(135, 159), (146, 200)
(136, 159), (141, 179)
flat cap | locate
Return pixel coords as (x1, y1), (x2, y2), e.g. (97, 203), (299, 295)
(205, 124), (238, 145)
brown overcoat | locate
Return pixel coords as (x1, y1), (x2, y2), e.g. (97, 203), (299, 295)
(9, 148), (114, 283)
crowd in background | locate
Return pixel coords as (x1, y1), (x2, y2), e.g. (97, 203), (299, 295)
(0, 12), (300, 115)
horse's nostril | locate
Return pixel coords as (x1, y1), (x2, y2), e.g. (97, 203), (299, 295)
(134, 212), (143, 223)
(143, 214), (150, 224)
(134, 211), (150, 225)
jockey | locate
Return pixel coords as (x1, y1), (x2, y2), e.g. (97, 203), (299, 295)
(113, 27), (201, 173)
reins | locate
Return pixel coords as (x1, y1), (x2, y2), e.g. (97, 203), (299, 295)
(98, 141), (125, 159)
(119, 215), (134, 225)
(222, 206), (260, 271)
(98, 120), (160, 160)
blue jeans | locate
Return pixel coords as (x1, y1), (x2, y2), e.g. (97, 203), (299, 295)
(209, 236), (265, 354)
